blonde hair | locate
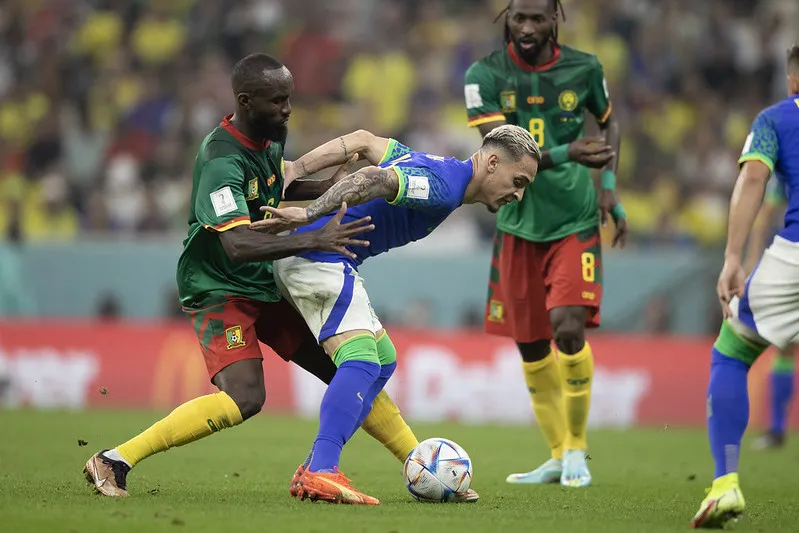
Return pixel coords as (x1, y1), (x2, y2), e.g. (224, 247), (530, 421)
(481, 124), (542, 161)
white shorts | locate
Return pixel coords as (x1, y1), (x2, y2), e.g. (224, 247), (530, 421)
(730, 235), (799, 349)
(273, 256), (382, 343)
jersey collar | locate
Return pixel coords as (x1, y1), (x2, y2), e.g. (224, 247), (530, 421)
(507, 42), (561, 73)
(221, 114), (271, 151)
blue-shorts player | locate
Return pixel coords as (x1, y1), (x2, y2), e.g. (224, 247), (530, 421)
(250, 125), (541, 505)
(691, 44), (799, 529)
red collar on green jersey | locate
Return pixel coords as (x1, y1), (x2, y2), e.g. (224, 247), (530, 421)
(220, 114), (271, 151)
(507, 42), (561, 72)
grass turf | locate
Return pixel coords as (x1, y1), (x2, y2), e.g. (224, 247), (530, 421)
(1, 409), (797, 532)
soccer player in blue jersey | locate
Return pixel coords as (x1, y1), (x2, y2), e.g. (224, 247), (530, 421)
(691, 45), (799, 529)
(744, 177), (796, 451)
(251, 124), (541, 504)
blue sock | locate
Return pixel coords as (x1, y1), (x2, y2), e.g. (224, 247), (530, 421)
(707, 347), (750, 478)
(309, 360), (380, 473)
(348, 361), (397, 441)
(770, 369), (795, 436)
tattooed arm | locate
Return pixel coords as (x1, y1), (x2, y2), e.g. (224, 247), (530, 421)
(304, 166), (399, 222)
(283, 130), (391, 190)
(250, 166), (399, 233)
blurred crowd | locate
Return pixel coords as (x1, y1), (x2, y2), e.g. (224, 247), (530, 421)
(0, 0), (797, 249)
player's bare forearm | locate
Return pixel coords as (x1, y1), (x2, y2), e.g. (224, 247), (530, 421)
(218, 225), (323, 263)
(282, 178), (335, 201)
(304, 167), (399, 222)
(725, 161), (771, 261)
(290, 130), (391, 179)
(537, 151), (557, 170)
(599, 116), (621, 174)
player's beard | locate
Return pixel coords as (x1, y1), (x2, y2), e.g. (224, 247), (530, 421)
(513, 33), (551, 64)
(256, 120), (288, 144)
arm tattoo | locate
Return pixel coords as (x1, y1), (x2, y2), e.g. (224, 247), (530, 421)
(299, 160), (310, 178)
(339, 136), (348, 157)
(305, 167), (399, 221)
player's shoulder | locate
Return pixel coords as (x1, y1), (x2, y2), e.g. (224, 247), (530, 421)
(200, 127), (247, 161)
(761, 97), (799, 123)
(558, 45), (602, 69)
(466, 47), (510, 77)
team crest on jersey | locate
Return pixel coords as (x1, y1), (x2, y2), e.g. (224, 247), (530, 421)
(558, 90), (578, 112)
(225, 326), (246, 349)
(488, 300), (504, 322)
(266, 174), (276, 187)
(500, 91), (516, 112)
(246, 178), (259, 200)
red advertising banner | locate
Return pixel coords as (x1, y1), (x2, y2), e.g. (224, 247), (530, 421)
(0, 321), (793, 429)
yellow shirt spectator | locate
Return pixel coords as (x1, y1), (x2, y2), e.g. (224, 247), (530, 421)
(131, 14), (186, 65)
(71, 11), (124, 64)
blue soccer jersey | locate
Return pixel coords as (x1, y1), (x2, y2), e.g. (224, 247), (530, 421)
(297, 139), (474, 266)
(739, 96), (799, 241)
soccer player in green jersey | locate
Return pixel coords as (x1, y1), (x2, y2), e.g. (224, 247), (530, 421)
(464, 0), (627, 488)
(83, 54), (418, 498)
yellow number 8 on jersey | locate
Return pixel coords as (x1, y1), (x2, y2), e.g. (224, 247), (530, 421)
(528, 118), (545, 147)
(581, 252), (595, 282)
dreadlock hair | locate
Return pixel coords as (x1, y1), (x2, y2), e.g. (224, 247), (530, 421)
(494, 0), (566, 45)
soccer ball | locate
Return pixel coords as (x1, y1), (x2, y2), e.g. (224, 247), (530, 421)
(403, 437), (472, 502)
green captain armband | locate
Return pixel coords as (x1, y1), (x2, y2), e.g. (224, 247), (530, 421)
(611, 203), (626, 222)
(548, 145), (570, 166)
(601, 170), (616, 191)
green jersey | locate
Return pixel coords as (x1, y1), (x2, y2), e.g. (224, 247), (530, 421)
(177, 115), (285, 308)
(465, 43), (612, 242)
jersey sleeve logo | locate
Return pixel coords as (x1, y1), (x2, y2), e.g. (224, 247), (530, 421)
(210, 186), (237, 217)
(500, 91), (516, 112)
(465, 84), (484, 109)
(407, 175), (430, 200)
(246, 178), (259, 200)
(558, 90), (579, 112)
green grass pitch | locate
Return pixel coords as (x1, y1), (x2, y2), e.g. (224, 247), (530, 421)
(1, 410), (798, 532)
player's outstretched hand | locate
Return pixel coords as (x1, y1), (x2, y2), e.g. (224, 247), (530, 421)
(314, 202), (374, 259)
(567, 137), (614, 168)
(717, 259), (746, 319)
(250, 206), (309, 234)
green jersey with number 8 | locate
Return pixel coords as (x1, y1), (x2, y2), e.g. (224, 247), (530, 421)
(465, 43), (611, 242)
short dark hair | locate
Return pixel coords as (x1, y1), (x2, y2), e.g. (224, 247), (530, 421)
(789, 44), (799, 71)
(482, 124), (542, 162)
(231, 53), (285, 94)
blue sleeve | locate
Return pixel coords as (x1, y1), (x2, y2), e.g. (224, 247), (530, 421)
(388, 162), (455, 211)
(738, 111), (779, 172)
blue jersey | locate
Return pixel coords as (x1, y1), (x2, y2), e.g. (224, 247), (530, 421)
(739, 96), (799, 241)
(297, 139), (474, 266)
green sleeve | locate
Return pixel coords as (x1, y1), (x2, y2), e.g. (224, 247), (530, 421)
(464, 61), (504, 128)
(585, 59), (612, 124)
(195, 155), (252, 232)
(738, 112), (778, 172)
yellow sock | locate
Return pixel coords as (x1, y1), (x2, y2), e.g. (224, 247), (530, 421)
(361, 390), (419, 462)
(522, 351), (566, 460)
(116, 392), (243, 466)
(559, 342), (595, 451)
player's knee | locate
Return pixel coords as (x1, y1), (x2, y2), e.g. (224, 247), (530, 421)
(517, 340), (553, 362)
(333, 334), (379, 367)
(550, 307), (586, 355)
(212, 360), (266, 420)
(224, 383), (265, 420)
